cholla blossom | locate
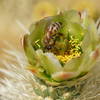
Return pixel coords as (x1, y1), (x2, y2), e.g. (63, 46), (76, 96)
(23, 10), (100, 86)
(0, 10), (100, 100)
(0, 37), (100, 100)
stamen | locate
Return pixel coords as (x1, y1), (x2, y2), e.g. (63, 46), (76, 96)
(56, 37), (82, 63)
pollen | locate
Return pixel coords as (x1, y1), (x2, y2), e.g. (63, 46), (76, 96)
(56, 51), (81, 63)
(56, 37), (82, 63)
(56, 55), (71, 63)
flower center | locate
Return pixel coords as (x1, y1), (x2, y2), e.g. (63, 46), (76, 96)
(56, 37), (82, 63)
(43, 28), (82, 63)
(34, 22), (83, 64)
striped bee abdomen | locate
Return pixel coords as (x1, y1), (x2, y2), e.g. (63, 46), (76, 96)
(43, 22), (62, 49)
(47, 22), (62, 34)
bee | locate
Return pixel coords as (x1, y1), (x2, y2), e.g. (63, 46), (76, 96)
(43, 22), (62, 50)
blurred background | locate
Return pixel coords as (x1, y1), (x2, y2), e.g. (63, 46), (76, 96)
(0, 0), (100, 49)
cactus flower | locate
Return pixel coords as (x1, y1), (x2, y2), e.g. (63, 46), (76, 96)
(23, 10), (100, 86)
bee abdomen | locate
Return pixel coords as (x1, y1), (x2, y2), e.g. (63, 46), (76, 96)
(43, 22), (62, 50)
(47, 22), (62, 34)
